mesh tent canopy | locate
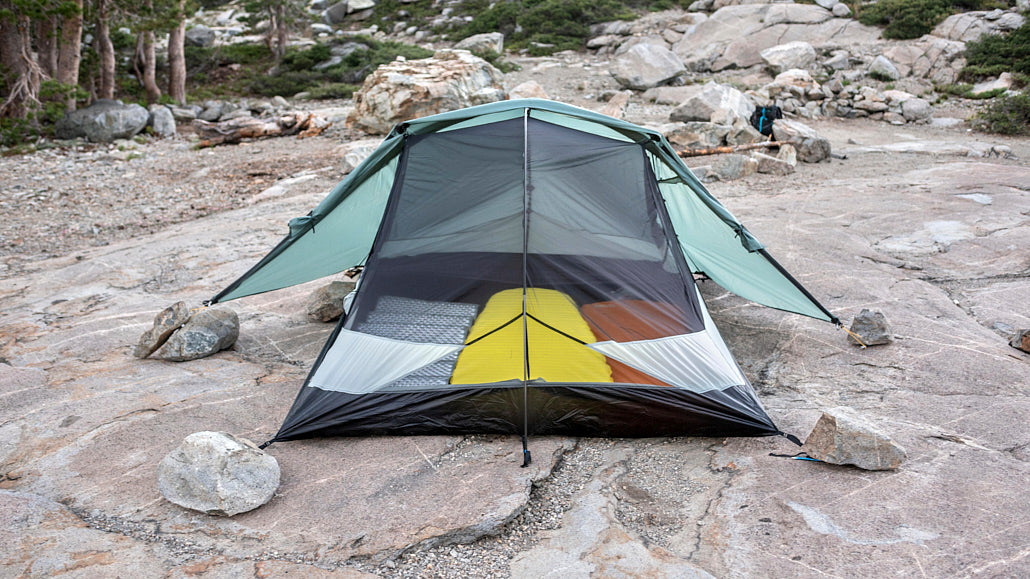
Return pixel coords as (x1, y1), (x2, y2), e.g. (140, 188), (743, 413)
(210, 99), (839, 445)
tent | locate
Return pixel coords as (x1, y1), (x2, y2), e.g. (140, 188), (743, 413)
(209, 99), (838, 458)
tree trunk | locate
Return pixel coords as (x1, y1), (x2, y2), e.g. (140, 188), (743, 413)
(275, 2), (288, 59)
(140, 30), (160, 103)
(56, 0), (83, 111)
(95, 0), (116, 100)
(34, 16), (58, 79)
(167, 1), (186, 104)
(0, 8), (40, 119)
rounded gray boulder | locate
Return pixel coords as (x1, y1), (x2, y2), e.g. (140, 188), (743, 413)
(158, 431), (280, 516)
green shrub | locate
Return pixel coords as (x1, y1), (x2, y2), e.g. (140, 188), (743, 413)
(858, 0), (1007, 40)
(868, 70), (895, 82)
(251, 38), (433, 99)
(472, 49), (520, 73)
(454, 0), (638, 55)
(975, 93), (1030, 135)
(960, 21), (1030, 82)
(307, 83), (361, 99)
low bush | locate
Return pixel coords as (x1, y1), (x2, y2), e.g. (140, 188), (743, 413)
(858, 0), (1008, 40)
(453, 0), (639, 55)
(975, 93), (1030, 135)
(960, 21), (1030, 81)
(251, 38), (434, 99)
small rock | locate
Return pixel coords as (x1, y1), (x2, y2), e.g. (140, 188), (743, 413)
(134, 301), (193, 359)
(802, 407), (907, 470)
(753, 151), (795, 175)
(158, 432), (280, 516)
(970, 72), (1014, 96)
(508, 80), (549, 100)
(168, 105), (198, 123)
(154, 307), (239, 362)
(776, 143), (797, 166)
(901, 97), (933, 122)
(147, 105), (176, 138)
(868, 55), (900, 81)
(1010, 330), (1030, 354)
(848, 308), (893, 346)
(609, 43), (685, 90)
(600, 90), (632, 119)
(760, 41), (817, 75)
(185, 25), (215, 48)
(772, 118), (831, 163)
(711, 154), (758, 180)
(670, 81), (754, 123)
(455, 32), (504, 54)
(307, 280), (357, 322)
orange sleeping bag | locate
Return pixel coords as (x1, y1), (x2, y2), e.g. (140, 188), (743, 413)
(581, 300), (688, 387)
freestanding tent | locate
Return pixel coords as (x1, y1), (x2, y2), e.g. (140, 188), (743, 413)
(209, 99), (838, 461)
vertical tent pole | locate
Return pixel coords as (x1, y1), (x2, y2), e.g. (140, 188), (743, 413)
(520, 108), (532, 468)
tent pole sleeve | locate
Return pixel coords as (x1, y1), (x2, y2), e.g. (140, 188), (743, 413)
(521, 108), (531, 459)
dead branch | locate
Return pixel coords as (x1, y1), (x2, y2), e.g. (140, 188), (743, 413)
(677, 140), (798, 158)
(193, 112), (332, 148)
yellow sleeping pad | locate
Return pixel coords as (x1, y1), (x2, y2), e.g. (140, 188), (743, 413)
(451, 288), (613, 384)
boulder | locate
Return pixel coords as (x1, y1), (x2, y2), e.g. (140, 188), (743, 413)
(883, 37), (966, 85)
(776, 143), (797, 166)
(814, 0), (837, 9)
(669, 81), (754, 123)
(600, 90), (633, 119)
(55, 100), (149, 143)
(133, 301), (192, 359)
(311, 23), (333, 35)
(198, 101), (224, 122)
(663, 122), (730, 149)
(802, 407), (907, 470)
(158, 432), (280, 516)
(753, 151), (795, 175)
(347, 0), (375, 13)
(848, 308), (893, 346)
(933, 10), (1025, 43)
(771, 118), (831, 163)
(971, 72), (1014, 96)
(832, 3), (852, 18)
(86, 103), (149, 143)
(1010, 330), (1030, 353)
(455, 32), (504, 54)
(508, 80), (549, 100)
(307, 281), (357, 322)
(323, 1), (350, 24)
(168, 105), (199, 123)
(725, 119), (764, 145)
(763, 69), (821, 99)
(609, 43), (685, 90)
(185, 25), (215, 48)
(347, 50), (506, 135)
(901, 98), (933, 122)
(868, 55), (900, 81)
(147, 104), (176, 138)
(711, 153), (758, 180)
(154, 307), (239, 362)
(760, 41), (817, 75)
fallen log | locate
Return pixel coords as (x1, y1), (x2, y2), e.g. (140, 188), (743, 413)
(678, 140), (797, 158)
(193, 112), (332, 148)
